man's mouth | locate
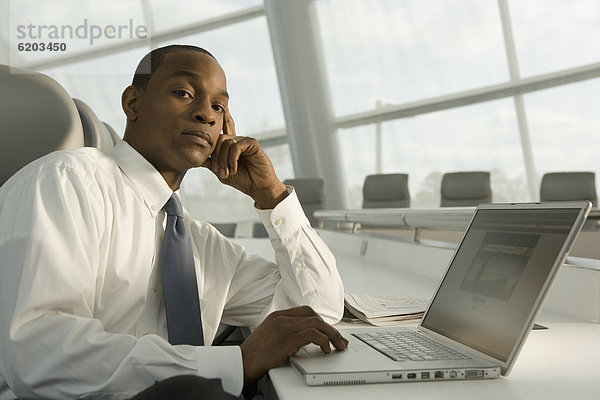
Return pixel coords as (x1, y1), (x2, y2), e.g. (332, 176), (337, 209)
(182, 131), (212, 147)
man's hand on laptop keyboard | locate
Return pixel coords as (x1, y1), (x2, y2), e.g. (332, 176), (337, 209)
(240, 306), (349, 384)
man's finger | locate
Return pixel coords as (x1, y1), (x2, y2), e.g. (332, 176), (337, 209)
(291, 328), (332, 354)
(212, 135), (236, 178)
(267, 306), (349, 349)
(227, 141), (242, 175)
(222, 107), (236, 136)
(201, 157), (227, 181)
(274, 314), (348, 352)
(217, 137), (241, 177)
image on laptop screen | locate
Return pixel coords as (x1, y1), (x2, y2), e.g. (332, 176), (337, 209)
(421, 208), (581, 363)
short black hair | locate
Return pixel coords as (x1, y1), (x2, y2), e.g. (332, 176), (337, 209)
(132, 45), (216, 89)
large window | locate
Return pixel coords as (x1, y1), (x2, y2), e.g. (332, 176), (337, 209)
(525, 78), (600, 190)
(382, 99), (525, 207)
(339, 99), (525, 209)
(6, 0), (148, 65)
(316, 0), (509, 117)
(509, 0), (600, 77)
(316, 0), (600, 208)
(336, 125), (377, 208)
(149, 0), (262, 34)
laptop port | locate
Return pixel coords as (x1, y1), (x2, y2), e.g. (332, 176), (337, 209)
(434, 371), (444, 379)
(392, 374), (402, 379)
(421, 372), (430, 379)
(407, 373), (417, 379)
(465, 370), (485, 378)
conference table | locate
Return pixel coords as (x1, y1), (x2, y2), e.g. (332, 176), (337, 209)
(314, 206), (600, 235)
(235, 226), (600, 400)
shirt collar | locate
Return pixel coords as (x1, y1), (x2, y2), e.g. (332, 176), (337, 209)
(113, 140), (174, 217)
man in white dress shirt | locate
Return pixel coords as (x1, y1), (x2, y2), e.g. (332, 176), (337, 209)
(0, 45), (347, 399)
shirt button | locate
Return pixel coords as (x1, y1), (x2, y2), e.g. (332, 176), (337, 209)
(274, 218), (284, 226)
(295, 261), (303, 269)
(153, 285), (158, 293)
(151, 205), (158, 212)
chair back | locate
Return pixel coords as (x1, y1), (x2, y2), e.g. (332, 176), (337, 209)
(440, 171), (492, 207)
(540, 172), (597, 207)
(212, 223), (237, 238)
(0, 65), (83, 186)
(73, 98), (114, 151)
(283, 178), (325, 227)
(362, 173), (410, 208)
(252, 222), (269, 238)
(102, 122), (121, 146)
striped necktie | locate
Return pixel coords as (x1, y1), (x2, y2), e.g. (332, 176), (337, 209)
(160, 194), (204, 346)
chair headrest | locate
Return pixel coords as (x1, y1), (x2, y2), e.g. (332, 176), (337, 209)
(73, 98), (115, 151)
(541, 172), (597, 206)
(363, 173), (410, 201)
(362, 173), (410, 208)
(441, 171), (491, 199)
(102, 122), (121, 145)
(0, 64), (84, 186)
(283, 178), (325, 204)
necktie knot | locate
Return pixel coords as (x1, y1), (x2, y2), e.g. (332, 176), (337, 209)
(164, 194), (183, 218)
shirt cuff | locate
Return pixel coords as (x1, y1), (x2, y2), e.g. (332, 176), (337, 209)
(254, 186), (310, 239)
(193, 346), (243, 396)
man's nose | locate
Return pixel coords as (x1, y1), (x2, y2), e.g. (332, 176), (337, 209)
(192, 101), (216, 125)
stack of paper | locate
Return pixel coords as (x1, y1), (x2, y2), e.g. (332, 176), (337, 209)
(343, 293), (428, 327)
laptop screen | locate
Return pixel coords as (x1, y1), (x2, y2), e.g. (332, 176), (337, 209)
(420, 207), (582, 363)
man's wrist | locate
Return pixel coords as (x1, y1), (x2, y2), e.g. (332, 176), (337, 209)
(253, 183), (288, 209)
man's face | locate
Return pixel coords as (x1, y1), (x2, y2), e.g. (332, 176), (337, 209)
(127, 51), (229, 179)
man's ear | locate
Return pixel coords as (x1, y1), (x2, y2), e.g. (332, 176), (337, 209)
(122, 85), (140, 121)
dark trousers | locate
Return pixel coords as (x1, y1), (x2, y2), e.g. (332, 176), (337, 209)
(130, 375), (239, 400)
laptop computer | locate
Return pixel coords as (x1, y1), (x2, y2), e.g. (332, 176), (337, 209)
(291, 201), (591, 386)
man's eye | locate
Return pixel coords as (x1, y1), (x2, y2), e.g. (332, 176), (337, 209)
(213, 104), (224, 113)
(174, 90), (191, 98)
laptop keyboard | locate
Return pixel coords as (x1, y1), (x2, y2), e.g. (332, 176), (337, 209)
(353, 331), (471, 362)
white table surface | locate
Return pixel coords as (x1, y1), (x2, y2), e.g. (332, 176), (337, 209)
(234, 236), (600, 400)
(267, 318), (600, 400)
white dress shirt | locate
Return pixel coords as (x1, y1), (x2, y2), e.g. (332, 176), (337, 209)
(0, 141), (344, 400)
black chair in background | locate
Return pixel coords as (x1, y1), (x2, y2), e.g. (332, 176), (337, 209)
(283, 178), (325, 227)
(540, 172), (597, 207)
(440, 171), (492, 207)
(252, 223), (269, 238)
(362, 173), (410, 209)
(212, 223), (237, 238)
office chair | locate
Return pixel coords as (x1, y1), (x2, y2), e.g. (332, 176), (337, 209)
(212, 223), (237, 238)
(283, 178), (325, 227)
(540, 172), (597, 207)
(73, 98), (115, 151)
(252, 222), (269, 238)
(440, 171), (492, 207)
(102, 121), (121, 146)
(0, 64), (84, 186)
(362, 173), (410, 208)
